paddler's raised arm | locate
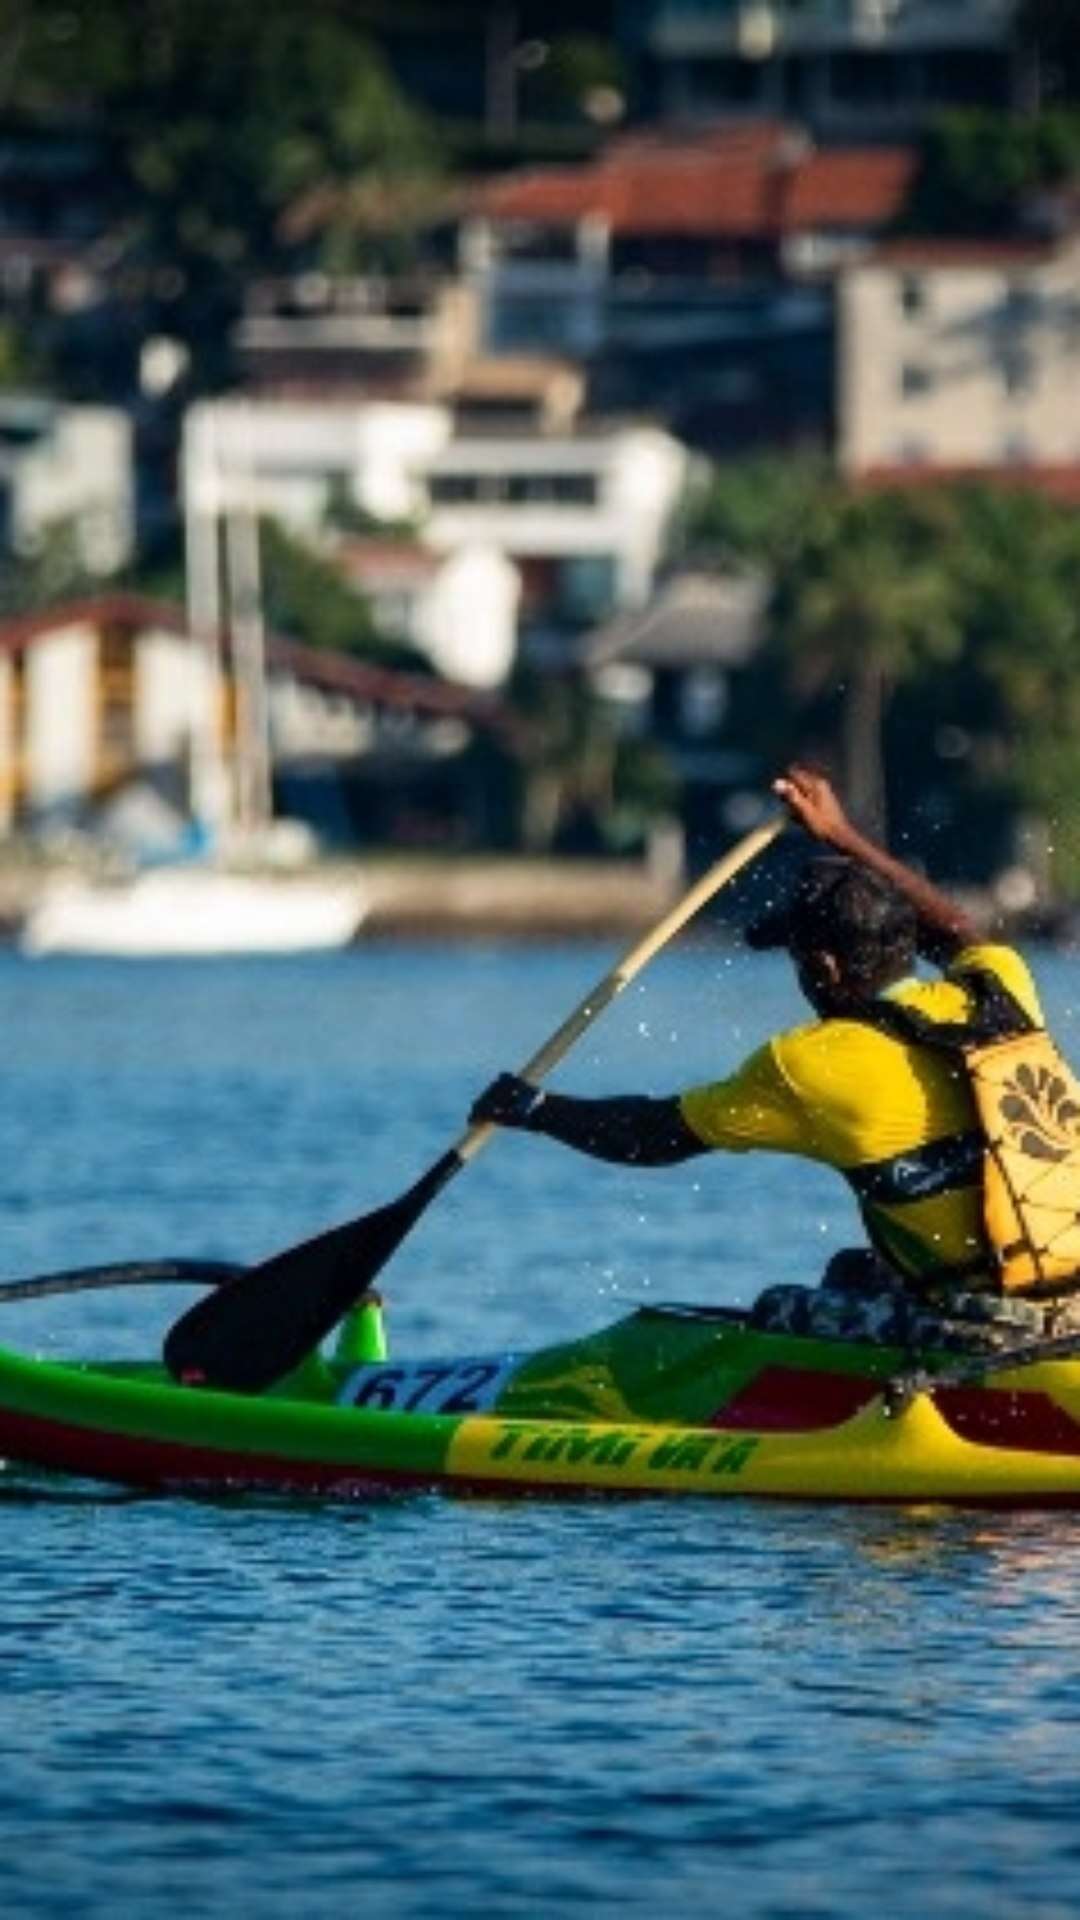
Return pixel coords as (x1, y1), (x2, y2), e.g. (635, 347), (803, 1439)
(773, 764), (978, 964)
(469, 1074), (708, 1166)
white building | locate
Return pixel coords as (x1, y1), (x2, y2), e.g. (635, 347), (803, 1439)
(183, 396), (453, 535)
(0, 396), (133, 573)
(0, 593), (507, 836)
(234, 275), (481, 398)
(335, 537), (521, 689)
(182, 395), (691, 682)
(424, 425), (691, 623)
(837, 233), (1080, 475)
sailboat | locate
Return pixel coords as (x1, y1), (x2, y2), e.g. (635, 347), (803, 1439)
(20, 406), (368, 957)
(20, 863), (366, 957)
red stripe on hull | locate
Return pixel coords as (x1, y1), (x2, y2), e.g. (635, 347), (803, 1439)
(712, 1366), (880, 1431)
(936, 1387), (1080, 1456)
(0, 1406), (435, 1499)
(713, 1367), (1080, 1459)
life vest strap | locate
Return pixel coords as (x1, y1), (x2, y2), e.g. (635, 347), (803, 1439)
(845, 1129), (985, 1206)
(848, 967), (1037, 1052)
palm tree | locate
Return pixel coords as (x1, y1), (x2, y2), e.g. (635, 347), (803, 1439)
(775, 489), (961, 838)
(949, 484), (1080, 898)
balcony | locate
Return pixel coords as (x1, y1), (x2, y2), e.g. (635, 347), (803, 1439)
(637, 0), (1015, 56)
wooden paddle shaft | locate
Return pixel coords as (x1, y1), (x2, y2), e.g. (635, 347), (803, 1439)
(456, 814), (786, 1166)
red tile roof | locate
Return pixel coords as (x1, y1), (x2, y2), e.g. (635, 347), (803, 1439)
(780, 150), (916, 232)
(334, 538), (441, 585)
(0, 594), (509, 726)
(472, 127), (915, 240)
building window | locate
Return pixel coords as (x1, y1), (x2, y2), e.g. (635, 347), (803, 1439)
(900, 276), (925, 317)
(1004, 283), (1038, 326)
(901, 363), (933, 398)
(431, 471), (598, 509)
(552, 474), (598, 506)
(507, 473), (598, 506)
(1002, 349), (1035, 396)
(679, 667), (727, 740)
(429, 474), (482, 504)
(559, 554), (615, 620)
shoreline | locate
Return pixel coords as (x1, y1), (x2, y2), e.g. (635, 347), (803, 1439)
(0, 852), (684, 943)
(0, 853), (1068, 946)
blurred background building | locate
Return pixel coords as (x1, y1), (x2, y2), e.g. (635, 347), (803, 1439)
(0, 0), (1075, 923)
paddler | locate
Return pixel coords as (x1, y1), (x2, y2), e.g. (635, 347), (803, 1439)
(470, 764), (1080, 1354)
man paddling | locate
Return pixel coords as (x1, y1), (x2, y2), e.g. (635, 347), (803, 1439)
(471, 765), (1080, 1354)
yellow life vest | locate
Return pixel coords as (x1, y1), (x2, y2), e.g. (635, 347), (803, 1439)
(853, 970), (1080, 1296)
(966, 1025), (1080, 1292)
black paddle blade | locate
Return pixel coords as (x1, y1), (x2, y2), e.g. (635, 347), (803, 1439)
(163, 1151), (462, 1393)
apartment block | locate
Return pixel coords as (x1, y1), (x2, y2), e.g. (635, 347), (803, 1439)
(618, 0), (1017, 134)
(837, 234), (1080, 476)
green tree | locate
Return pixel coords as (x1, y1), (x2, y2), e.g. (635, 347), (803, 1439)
(2, 1), (441, 381)
(902, 108), (1080, 235)
(505, 664), (676, 855)
(774, 490), (962, 837)
(681, 459), (1080, 894)
(680, 464), (961, 838)
(259, 519), (429, 672)
(676, 454), (833, 571)
(945, 485), (1080, 895)
(0, 320), (48, 389)
(0, 519), (95, 616)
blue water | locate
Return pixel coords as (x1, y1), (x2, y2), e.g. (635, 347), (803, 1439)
(2, 939), (1080, 1919)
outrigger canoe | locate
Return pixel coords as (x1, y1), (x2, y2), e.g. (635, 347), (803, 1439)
(4, 1298), (1080, 1504)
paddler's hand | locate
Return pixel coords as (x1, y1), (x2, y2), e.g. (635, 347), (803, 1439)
(772, 764), (856, 850)
(470, 1073), (547, 1130)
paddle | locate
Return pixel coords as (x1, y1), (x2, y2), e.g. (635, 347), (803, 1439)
(164, 815), (786, 1393)
(0, 1258), (242, 1306)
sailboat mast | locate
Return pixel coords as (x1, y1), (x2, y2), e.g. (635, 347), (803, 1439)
(182, 405), (231, 841)
(224, 404), (273, 838)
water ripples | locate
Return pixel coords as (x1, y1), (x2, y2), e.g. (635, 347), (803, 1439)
(0, 946), (1079, 1915)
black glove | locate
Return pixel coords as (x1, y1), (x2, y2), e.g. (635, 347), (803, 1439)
(469, 1072), (547, 1129)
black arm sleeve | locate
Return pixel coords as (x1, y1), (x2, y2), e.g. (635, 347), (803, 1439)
(525, 1092), (709, 1167)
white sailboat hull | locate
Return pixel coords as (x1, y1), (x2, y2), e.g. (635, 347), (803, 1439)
(20, 869), (367, 957)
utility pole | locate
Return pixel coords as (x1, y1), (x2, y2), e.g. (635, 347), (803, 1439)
(485, 3), (520, 141)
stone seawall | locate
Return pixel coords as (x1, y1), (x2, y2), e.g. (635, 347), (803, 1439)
(360, 857), (678, 938)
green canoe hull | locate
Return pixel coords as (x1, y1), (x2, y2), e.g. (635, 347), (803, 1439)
(3, 1305), (1080, 1504)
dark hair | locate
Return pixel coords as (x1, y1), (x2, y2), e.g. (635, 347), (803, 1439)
(745, 857), (917, 996)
